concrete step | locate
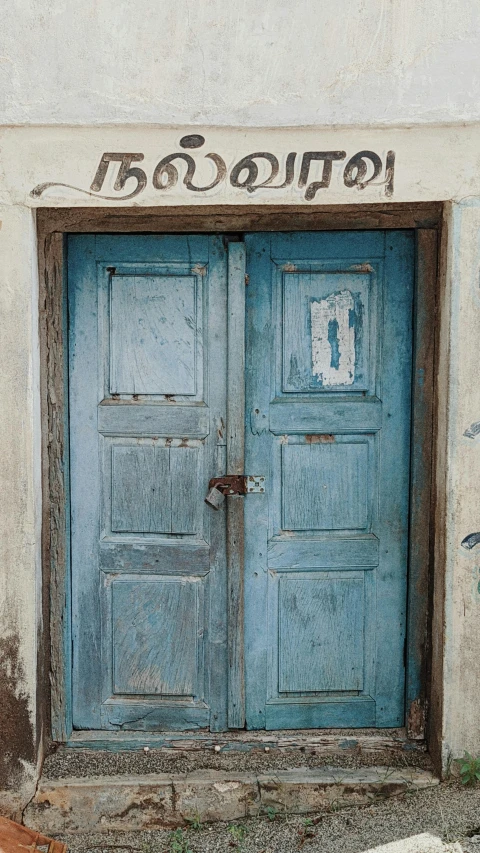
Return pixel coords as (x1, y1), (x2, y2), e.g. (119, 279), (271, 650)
(24, 766), (439, 834)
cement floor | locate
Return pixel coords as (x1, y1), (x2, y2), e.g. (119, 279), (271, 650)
(53, 780), (480, 853)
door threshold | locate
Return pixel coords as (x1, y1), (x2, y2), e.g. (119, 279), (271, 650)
(45, 729), (433, 800)
(66, 727), (424, 753)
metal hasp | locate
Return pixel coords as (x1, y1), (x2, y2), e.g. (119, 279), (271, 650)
(245, 475), (266, 493)
(205, 475), (266, 509)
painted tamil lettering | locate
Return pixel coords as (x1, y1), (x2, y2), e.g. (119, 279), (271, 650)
(31, 135), (395, 201)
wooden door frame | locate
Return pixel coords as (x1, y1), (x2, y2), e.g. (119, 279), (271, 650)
(37, 202), (442, 756)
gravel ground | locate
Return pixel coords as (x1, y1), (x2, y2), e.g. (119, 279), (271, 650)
(55, 781), (480, 853)
(43, 746), (432, 778)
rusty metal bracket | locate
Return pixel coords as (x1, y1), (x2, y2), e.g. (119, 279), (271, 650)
(208, 475), (266, 495)
(209, 475), (247, 496)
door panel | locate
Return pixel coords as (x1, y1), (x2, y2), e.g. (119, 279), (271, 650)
(69, 235), (228, 731)
(244, 231), (414, 730)
(277, 575), (365, 692)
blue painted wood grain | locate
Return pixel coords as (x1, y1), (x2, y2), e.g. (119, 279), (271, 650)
(244, 231), (414, 730)
(282, 271), (371, 392)
(112, 579), (199, 695)
(281, 441), (369, 531)
(110, 274), (198, 395)
(278, 575), (365, 692)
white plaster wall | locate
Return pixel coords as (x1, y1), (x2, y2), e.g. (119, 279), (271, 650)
(0, 0), (480, 128)
(440, 201), (480, 764)
(0, 205), (40, 812)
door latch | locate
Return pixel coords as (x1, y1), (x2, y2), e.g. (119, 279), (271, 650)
(205, 475), (266, 509)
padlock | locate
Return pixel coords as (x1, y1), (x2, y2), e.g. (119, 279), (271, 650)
(205, 485), (225, 510)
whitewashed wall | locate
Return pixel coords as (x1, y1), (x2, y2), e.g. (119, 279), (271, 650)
(0, 0), (480, 128)
(438, 201), (480, 765)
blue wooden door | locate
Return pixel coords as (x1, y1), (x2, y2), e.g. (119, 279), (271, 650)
(244, 231), (414, 729)
(69, 235), (229, 731)
(69, 230), (414, 734)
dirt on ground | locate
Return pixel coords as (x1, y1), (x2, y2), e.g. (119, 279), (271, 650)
(54, 780), (480, 853)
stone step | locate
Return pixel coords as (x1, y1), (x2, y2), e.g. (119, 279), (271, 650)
(24, 766), (439, 834)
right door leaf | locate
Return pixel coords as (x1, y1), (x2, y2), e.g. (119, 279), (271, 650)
(244, 230), (414, 730)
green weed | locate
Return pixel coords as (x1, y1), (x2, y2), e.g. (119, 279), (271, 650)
(168, 829), (192, 853)
(227, 823), (248, 848)
(185, 812), (203, 831)
(298, 817), (316, 845)
(264, 805), (278, 821)
(457, 752), (480, 786)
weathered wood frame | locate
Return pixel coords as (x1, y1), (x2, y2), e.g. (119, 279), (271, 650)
(226, 242), (247, 728)
(37, 202), (441, 750)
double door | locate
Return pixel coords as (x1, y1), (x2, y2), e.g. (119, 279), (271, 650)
(68, 230), (414, 732)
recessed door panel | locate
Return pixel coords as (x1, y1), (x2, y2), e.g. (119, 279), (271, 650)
(282, 271), (373, 392)
(111, 578), (201, 697)
(109, 274), (198, 396)
(109, 441), (200, 535)
(281, 440), (369, 531)
(278, 575), (365, 693)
